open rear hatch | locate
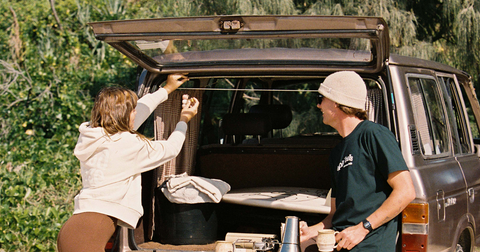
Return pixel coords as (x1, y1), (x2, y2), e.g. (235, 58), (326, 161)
(89, 15), (391, 251)
(89, 15), (389, 75)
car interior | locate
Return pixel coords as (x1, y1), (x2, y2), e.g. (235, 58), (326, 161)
(135, 75), (388, 247)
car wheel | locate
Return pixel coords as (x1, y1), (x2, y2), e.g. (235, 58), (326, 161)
(456, 229), (472, 252)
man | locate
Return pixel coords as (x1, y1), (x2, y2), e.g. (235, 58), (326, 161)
(300, 71), (415, 251)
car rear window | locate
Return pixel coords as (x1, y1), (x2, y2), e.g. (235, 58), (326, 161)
(137, 37), (373, 66)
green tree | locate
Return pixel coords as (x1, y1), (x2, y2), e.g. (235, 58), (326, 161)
(408, 0), (480, 87)
(0, 0), (137, 250)
(301, 0), (479, 93)
(0, 0), (479, 251)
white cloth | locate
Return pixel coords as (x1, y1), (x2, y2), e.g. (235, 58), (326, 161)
(73, 88), (188, 229)
(161, 173), (231, 204)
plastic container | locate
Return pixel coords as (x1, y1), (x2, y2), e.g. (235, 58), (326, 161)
(155, 190), (218, 245)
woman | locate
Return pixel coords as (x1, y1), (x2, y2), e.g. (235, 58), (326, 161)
(57, 73), (198, 252)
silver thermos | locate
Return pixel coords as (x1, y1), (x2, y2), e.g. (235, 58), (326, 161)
(279, 216), (301, 252)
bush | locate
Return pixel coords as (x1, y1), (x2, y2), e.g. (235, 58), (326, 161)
(0, 0), (136, 251)
(0, 0), (478, 251)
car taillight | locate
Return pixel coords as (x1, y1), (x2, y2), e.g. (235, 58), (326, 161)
(104, 241), (114, 252)
(401, 203), (428, 252)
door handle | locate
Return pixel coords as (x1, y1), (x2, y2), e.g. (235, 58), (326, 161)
(436, 190), (445, 221)
(468, 188), (475, 203)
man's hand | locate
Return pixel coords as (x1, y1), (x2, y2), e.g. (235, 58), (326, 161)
(163, 73), (189, 94)
(335, 223), (369, 251)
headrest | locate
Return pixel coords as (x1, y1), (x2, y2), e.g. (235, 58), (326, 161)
(221, 113), (272, 136)
(249, 104), (292, 129)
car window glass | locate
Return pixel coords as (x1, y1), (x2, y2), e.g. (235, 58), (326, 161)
(241, 80), (263, 113)
(198, 78), (339, 145)
(138, 37), (372, 64)
(408, 76), (449, 156)
(198, 78), (239, 145)
(197, 77), (386, 146)
(271, 82), (335, 137)
(239, 79), (337, 139)
(439, 76), (472, 154)
(458, 84), (480, 139)
(238, 79), (330, 140)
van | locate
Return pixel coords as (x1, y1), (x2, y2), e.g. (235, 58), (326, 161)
(89, 15), (480, 252)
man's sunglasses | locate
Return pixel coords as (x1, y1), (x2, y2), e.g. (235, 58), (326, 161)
(317, 93), (324, 105)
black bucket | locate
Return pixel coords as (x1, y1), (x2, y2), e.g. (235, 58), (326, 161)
(155, 189), (218, 245)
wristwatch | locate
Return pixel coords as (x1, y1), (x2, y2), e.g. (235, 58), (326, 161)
(362, 219), (373, 233)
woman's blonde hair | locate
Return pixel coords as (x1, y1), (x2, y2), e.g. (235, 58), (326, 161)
(90, 87), (142, 136)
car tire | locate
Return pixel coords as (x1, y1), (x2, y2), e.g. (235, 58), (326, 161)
(456, 229), (472, 252)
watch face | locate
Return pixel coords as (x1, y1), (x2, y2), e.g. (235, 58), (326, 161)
(363, 220), (372, 231)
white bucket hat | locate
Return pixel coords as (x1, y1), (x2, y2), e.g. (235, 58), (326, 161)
(318, 71), (367, 110)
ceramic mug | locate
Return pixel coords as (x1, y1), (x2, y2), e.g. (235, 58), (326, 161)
(215, 241), (234, 252)
(316, 229), (339, 252)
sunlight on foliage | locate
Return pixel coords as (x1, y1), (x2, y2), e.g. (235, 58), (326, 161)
(0, 0), (479, 251)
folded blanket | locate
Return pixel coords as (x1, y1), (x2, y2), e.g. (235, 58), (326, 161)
(161, 173), (231, 204)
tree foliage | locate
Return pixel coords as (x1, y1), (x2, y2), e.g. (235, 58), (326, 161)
(0, 0), (479, 251)
(407, 0), (480, 84)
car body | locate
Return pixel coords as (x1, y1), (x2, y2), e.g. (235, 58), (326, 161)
(89, 15), (480, 252)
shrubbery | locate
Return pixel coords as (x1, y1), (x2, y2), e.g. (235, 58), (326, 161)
(0, 0), (137, 250)
(0, 0), (478, 251)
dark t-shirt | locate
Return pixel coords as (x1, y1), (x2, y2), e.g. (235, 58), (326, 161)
(330, 120), (408, 251)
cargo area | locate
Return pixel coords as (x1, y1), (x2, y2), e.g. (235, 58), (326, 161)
(124, 76), (386, 251)
(142, 137), (337, 249)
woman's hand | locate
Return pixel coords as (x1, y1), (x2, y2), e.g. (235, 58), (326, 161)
(180, 97), (199, 123)
(300, 221), (317, 243)
(163, 73), (189, 94)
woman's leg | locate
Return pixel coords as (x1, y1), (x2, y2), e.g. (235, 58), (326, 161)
(57, 212), (117, 252)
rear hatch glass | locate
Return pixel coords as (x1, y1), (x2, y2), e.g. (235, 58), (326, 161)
(89, 16), (389, 74)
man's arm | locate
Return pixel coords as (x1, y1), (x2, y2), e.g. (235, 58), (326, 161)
(335, 170), (416, 250)
(300, 198), (336, 243)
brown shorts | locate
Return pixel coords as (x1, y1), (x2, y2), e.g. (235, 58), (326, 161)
(57, 212), (117, 252)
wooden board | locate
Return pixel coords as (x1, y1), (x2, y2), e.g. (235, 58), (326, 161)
(222, 187), (331, 214)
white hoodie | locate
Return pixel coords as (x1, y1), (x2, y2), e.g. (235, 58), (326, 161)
(73, 88), (187, 229)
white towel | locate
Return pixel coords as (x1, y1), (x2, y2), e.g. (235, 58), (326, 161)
(161, 173), (231, 204)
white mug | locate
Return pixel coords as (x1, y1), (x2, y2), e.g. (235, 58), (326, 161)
(215, 241), (234, 252)
(316, 229), (339, 252)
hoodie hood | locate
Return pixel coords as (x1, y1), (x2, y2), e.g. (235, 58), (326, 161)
(74, 122), (109, 161)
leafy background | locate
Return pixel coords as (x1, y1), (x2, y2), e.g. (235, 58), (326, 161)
(0, 0), (479, 251)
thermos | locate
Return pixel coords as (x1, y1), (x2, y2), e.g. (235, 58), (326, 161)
(279, 216), (301, 252)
